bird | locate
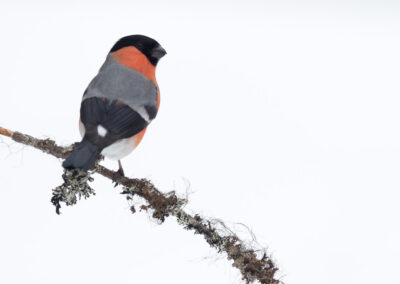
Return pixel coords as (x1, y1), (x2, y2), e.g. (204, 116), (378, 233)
(62, 35), (166, 176)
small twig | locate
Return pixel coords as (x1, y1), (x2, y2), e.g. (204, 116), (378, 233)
(0, 126), (13, 137)
(0, 126), (280, 284)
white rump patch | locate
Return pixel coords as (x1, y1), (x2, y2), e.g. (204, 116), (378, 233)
(101, 138), (136, 160)
(97, 125), (108, 137)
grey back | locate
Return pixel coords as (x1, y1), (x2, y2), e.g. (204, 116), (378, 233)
(83, 55), (158, 113)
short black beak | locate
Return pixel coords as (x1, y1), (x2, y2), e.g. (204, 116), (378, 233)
(151, 45), (167, 60)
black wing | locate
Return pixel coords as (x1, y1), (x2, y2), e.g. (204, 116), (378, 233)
(80, 97), (148, 150)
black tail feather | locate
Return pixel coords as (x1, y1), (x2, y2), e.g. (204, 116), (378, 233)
(62, 137), (102, 171)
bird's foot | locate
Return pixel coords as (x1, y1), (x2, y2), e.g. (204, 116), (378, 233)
(112, 167), (125, 187)
(117, 166), (125, 177)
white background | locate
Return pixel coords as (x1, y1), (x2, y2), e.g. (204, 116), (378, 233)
(0, 1), (399, 284)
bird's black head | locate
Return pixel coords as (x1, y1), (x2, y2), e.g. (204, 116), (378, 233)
(110, 35), (166, 66)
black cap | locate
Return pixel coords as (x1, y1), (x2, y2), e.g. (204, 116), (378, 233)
(110, 35), (166, 66)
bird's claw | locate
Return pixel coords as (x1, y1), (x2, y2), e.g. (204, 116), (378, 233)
(112, 168), (125, 187)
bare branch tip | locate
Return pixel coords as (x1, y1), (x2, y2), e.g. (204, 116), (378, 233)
(0, 126), (13, 138)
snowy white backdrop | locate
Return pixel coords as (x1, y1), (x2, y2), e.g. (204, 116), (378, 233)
(1, 1), (400, 284)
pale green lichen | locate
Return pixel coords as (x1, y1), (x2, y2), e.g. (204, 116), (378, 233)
(120, 182), (188, 222)
(51, 168), (95, 214)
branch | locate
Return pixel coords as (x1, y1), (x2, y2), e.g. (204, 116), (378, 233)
(0, 126), (13, 137)
(0, 126), (280, 284)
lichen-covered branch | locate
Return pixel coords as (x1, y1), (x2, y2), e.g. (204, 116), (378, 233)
(0, 126), (280, 284)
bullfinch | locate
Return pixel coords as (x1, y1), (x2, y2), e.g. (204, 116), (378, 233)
(62, 35), (166, 175)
